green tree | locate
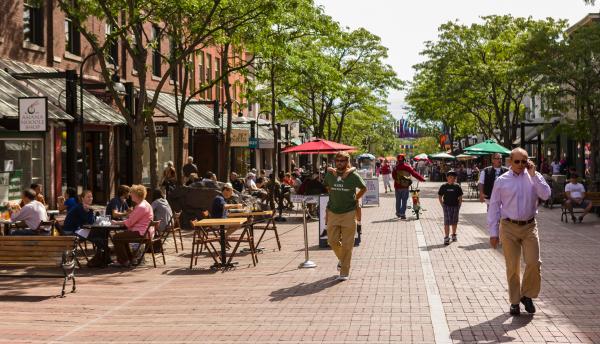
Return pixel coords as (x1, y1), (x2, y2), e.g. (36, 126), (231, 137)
(525, 20), (600, 185)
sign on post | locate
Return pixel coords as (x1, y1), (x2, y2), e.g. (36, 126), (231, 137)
(245, 138), (259, 149)
(145, 121), (168, 137)
(231, 129), (250, 147)
(18, 97), (48, 132)
(260, 139), (274, 149)
(362, 178), (379, 206)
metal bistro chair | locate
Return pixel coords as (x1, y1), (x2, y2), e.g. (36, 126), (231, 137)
(127, 220), (165, 268)
(161, 211), (184, 253)
(189, 219), (221, 269)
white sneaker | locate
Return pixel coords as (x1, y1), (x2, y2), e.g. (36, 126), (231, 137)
(338, 275), (348, 281)
(337, 261), (341, 271)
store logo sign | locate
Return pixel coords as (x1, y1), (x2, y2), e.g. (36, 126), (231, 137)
(231, 129), (250, 147)
(145, 121), (168, 137)
(18, 97), (48, 132)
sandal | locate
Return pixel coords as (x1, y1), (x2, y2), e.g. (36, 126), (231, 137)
(113, 260), (130, 268)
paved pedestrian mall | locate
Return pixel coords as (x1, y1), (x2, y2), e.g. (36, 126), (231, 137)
(1, 181), (599, 343)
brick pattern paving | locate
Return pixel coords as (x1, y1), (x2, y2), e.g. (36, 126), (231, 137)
(0, 180), (598, 343)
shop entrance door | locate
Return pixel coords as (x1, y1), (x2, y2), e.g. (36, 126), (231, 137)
(84, 132), (108, 204)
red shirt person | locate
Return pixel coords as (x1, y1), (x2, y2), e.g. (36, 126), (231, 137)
(392, 154), (425, 219)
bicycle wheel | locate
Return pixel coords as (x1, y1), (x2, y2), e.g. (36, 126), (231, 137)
(415, 211), (419, 220)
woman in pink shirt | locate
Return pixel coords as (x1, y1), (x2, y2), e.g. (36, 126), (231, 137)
(111, 185), (154, 267)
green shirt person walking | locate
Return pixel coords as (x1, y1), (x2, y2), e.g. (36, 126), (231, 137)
(322, 151), (367, 281)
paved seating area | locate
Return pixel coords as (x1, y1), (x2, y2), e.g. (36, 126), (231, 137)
(0, 181), (599, 343)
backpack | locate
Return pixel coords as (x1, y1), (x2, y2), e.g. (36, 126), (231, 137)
(394, 168), (412, 187)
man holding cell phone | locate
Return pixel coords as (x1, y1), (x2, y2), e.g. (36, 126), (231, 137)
(488, 148), (551, 316)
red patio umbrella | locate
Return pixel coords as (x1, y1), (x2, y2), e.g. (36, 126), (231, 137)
(281, 139), (356, 154)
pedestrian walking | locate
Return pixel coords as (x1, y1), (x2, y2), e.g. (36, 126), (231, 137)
(381, 159), (392, 193)
(322, 151), (367, 281)
(438, 170), (463, 245)
(417, 159), (426, 177)
(392, 154), (425, 220)
(488, 148), (551, 315)
(159, 161), (177, 198)
(478, 153), (508, 210)
(375, 159), (382, 177)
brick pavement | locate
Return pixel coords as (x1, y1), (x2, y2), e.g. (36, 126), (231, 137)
(0, 180), (599, 343)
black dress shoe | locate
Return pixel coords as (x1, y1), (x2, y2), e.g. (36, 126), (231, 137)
(320, 230), (328, 238)
(510, 304), (520, 315)
(357, 225), (362, 235)
(520, 296), (536, 313)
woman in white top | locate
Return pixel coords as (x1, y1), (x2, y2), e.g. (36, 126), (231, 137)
(551, 157), (561, 174)
(246, 173), (267, 201)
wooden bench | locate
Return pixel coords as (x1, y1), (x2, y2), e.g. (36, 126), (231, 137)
(561, 192), (600, 223)
(0, 236), (78, 297)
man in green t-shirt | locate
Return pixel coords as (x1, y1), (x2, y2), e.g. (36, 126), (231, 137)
(322, 151), (367, 281)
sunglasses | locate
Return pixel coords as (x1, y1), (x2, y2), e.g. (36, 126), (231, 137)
(335, 159), (347, 162)
(512, 159), (529, 165)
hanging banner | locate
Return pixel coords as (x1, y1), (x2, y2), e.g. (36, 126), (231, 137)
(362, 178), (379, 206)
(231, 129), (250, 147)
(18, 97), (48, 132)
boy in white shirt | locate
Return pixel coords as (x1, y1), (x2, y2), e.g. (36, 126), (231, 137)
(565, 173), (593, 223)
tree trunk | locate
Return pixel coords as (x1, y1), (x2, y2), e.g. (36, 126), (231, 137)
(147, 115), (159, 192)
(133, 120), (145, 184)
(222, 44), (233, 182)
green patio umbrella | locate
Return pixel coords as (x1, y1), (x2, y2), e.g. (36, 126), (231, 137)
(463, 140), (510, 155)
(429, 152), (456, 160)
(456, 154), (477, 160)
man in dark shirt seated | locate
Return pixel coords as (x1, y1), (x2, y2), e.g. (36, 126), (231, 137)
(255, 170), (268, 188)
(230, 172), (245, 193)
(106, 185), (132, 220)
(211, 184), (244, 239)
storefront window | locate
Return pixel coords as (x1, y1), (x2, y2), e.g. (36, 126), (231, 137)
(60, 129), (68, 195)
(142, 126), (174, 185)
(0, 139), (44, 190)
(236, 148), (249, 178)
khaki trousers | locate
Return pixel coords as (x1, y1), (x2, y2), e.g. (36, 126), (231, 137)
(499, 219), (542, 305)
(327, 210), (356, 276)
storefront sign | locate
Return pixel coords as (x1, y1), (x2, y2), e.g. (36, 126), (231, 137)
(244, 138), (259, 149)
(231, 129), (250, 147)
(18, 97), (47, 132)
(0, 170), (23, 208)
(260, 139), (274, 149)
(145, 121), (168, 137)
(362, 178), (379, 206)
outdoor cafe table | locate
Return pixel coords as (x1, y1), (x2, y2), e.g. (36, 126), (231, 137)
(228, 210), (273, 253)
(194, 218), (246, 268)
(81, 224), (127, 268)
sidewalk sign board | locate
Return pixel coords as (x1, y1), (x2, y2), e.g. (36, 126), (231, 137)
(319, 195), (360, 248)
(362, 178), (379, 207)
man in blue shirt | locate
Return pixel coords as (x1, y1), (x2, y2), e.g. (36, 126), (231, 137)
(106, 185), (132, 220)
(211, 184), (243, 238)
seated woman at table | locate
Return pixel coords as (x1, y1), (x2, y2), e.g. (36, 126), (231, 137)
(110, 185), (154, 267)
(246, 173), (268, 202)
(282, 173), (292, 187)
(61, 190), (103, 266)
(57, 187), (79, 213)
(151, 189), (172, 234)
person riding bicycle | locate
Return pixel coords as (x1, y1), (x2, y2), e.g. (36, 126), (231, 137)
(392, 154), (425, 220)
